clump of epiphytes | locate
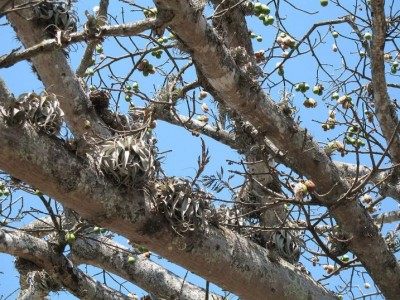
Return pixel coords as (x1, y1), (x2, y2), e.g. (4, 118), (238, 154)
(137, 59), (155, 76)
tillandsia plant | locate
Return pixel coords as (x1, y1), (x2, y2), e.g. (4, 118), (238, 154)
(0, 91), (64, 135)
(155, 177), (215, 234)
(97, 134), (156, 188)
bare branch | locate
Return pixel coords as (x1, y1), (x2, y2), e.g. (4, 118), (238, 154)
(153, 1), (400, 297)
(0, 230), (133, 300)
(70, 235), (220, 300)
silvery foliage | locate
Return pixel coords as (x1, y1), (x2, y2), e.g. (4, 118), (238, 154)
(215, 205), (245, 227)
(33, 0), (78, 33)
(1, 92), (64, 135)
(271, 229), (301, 264)
(97, 134), (156, 187)
(155, 177), (215, 234)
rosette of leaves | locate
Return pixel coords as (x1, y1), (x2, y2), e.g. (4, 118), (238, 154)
(155, 177), (215, 234)
(23, 92), (64, 135)
(33, 0), (78, 35)
(270, 230), (301, 264)
(2, 92), (64, 135)
(98, 135), (155, 187)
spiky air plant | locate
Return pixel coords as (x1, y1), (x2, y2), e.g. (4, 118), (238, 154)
(155, 177), (215, 234)
(33, 0), (78, 36)
(97, 134), (156, 188)
(270, 229), (301, 264)
(1, 91), (64, 135)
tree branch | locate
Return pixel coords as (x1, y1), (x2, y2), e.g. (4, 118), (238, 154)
(2, 0), (111, 139)
(153, 0), (400, 298)
(370, 0), (400, 166)
(70, 235), (220, 300)
(0, 230), (133, 299)
(0, 106), (334, 298)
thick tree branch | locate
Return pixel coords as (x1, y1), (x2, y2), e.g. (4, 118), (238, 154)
(70, 235), (219, 300)
(2, 0), (111, 138)
(153, 0), (400, 298)
(334, 161), (400, 201)
(370, 0), (400, 166)
(0, 230), (133, 299)
(15, 258), (59, 300)
(0, 113), (334, 298)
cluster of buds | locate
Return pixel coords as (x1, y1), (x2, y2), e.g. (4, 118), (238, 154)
(325, 141), (346, 156)
(250, 32), (263, 42)
(293, 180), (315, 201)
(295, 82), (310, 93)
(361, 194), (372, 204)
(364, 110), (374, 122)
(312, 84), (324, 96)
(196, 115), (209, 123)
(323, 264), (335, 274)
(143, 7), (157, 18)
(151, 49), (163, 59)
(322, 110), (337, 131)
(391, 61), (399, 74)
(199, 90), (208, 100)
(276, 33), (296, 50)
(255, 50), (266, 63)
(303, 98), (317, 108)
(124, 82), (139, 101)
(252, 2), (274, 26)
(345, 124), (365, 148)
(137, 59), (155, 76)
(337, 94), (354, 109)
